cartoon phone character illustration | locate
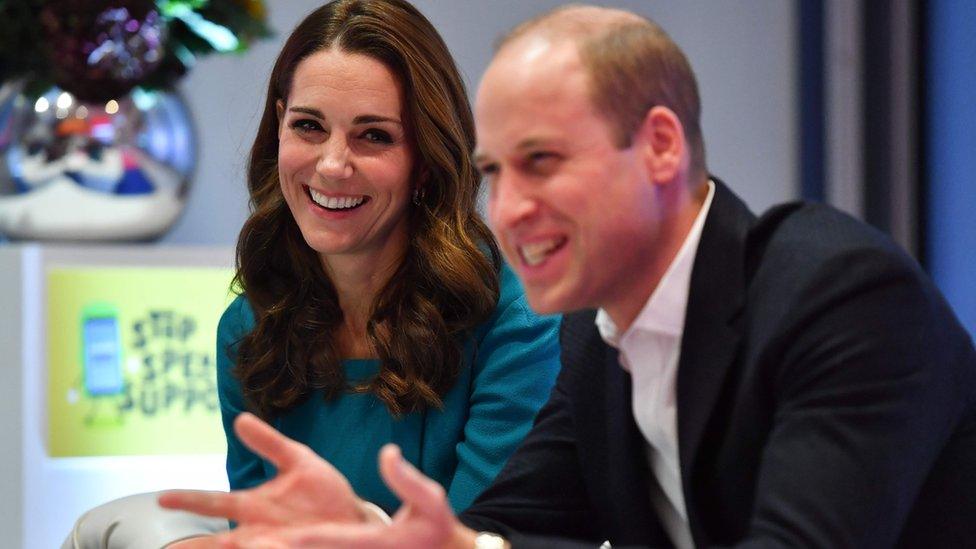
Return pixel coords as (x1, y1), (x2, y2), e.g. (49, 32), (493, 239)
(81, 303), (124, 396)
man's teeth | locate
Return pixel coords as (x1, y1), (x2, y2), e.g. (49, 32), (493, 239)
(520, 238), (564, 266)
(309, 188), (365, 210)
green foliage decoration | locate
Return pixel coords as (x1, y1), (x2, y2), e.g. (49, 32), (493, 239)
(0, 0), (272, 99)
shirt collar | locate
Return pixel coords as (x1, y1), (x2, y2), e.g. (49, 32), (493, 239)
(596, 180), (716, 348)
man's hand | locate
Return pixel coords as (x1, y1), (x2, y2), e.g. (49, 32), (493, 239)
(210, 445), (479, 549)
(166, 536), (219, 548)
(158, 412), (366, 527)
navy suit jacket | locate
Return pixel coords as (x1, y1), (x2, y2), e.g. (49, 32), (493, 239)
(461, 180), (976, 548)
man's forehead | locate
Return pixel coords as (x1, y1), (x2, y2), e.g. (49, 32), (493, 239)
(499, 34), (560, 66)
(489, 35), (579, 79)
(474, 46), (598, 157)
(477, 40), (584, 112)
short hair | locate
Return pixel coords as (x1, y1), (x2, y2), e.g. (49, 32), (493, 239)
(498, 5), (706, 176)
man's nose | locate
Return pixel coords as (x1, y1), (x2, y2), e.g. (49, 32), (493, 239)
(488, 172), (539, 230)
(316, 136), (353, 180)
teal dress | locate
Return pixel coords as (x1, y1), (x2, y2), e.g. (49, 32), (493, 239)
(216, 263), (561, 513)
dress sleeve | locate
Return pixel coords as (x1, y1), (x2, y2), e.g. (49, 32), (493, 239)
(445, 264), (562, 511)
(216, 295), (267, 490)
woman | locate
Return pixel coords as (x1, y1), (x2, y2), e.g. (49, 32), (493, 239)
(220, 0), (559, 511)
(62, 1), (559, 546)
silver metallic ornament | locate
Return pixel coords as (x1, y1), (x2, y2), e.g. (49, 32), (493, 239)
(0, 82), (196, 241)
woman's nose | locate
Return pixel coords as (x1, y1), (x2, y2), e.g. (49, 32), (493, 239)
(316, 136), (353, 180)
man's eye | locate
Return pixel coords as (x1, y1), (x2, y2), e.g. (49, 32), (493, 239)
(476, 163), (499, 180)
(290, 119), (323, 133)
(528, 152), (555, 164)
(362, 129), (393, 144)
(526, 151), (559, 172)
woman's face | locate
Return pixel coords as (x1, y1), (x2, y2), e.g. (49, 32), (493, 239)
(277, 48), (415, 272)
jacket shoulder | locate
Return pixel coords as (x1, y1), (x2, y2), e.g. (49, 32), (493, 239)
(745, 203), (926, 302)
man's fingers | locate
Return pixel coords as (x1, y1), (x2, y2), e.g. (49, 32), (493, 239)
(234, 412), (308, 470)
(158, 490), (245, 522)
(215, 527), (287, 549)
(221, 523), (394, 549)
(378, 444), (449, 520)
(166, 535), (222, 549)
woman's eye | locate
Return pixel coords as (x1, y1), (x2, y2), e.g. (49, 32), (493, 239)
(290, 119), (323, 133)
(362, 129), (393, 144)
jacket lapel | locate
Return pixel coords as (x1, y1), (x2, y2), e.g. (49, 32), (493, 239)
(565, 310), (670, 545)
(601, 333), (673, 545)
(676, 179), (754, 541)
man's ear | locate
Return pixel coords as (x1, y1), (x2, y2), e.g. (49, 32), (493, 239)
(275, 99), (286, 138)
(636, 106), (688, 184)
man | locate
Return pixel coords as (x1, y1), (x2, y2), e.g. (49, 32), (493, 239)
(162, 5), (976, 548)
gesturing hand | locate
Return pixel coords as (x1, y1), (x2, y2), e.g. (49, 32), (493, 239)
(209, 444), (476, 549)
(158, 412), (367, 527)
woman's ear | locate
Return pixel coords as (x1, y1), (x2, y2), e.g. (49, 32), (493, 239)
(413, 165), (430, 204)
(636, 105), (688, 185)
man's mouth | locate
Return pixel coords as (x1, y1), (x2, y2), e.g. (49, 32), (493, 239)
(518, 236), (567, 267)
(307, 186), (368, 211)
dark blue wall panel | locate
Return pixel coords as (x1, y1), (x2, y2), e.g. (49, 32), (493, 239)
(927, 0), (976, 337)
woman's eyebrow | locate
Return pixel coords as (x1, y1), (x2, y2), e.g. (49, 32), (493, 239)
(352, 114), (402, 126)
(287, 107), (401, 127)
(287, 106), (324, 118)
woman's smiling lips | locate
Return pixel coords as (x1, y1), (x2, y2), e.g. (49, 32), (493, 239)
(304, 185), (370, 218)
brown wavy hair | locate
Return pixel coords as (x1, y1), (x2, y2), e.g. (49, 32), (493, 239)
(233, 0), (500, 419)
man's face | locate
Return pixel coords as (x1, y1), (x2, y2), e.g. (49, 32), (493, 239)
(475, 39), (664, 317)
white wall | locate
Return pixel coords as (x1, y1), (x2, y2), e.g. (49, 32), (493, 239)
(0, 247), (25, 549)
(162, 0), (798, 245)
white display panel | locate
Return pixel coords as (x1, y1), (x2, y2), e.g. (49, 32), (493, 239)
(2, 244), (235, 549)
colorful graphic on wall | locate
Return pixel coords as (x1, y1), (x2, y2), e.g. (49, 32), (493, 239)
(47, 267), (235, 456)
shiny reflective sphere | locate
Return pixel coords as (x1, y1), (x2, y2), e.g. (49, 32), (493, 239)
(0, 83), (195, 241)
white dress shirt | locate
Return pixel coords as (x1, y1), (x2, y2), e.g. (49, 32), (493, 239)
(595, 181), (715, 549)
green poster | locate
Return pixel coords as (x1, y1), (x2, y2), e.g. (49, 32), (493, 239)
(47, 267), (235, 457)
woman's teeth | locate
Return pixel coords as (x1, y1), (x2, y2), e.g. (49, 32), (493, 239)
(309, 187), (366, 210)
